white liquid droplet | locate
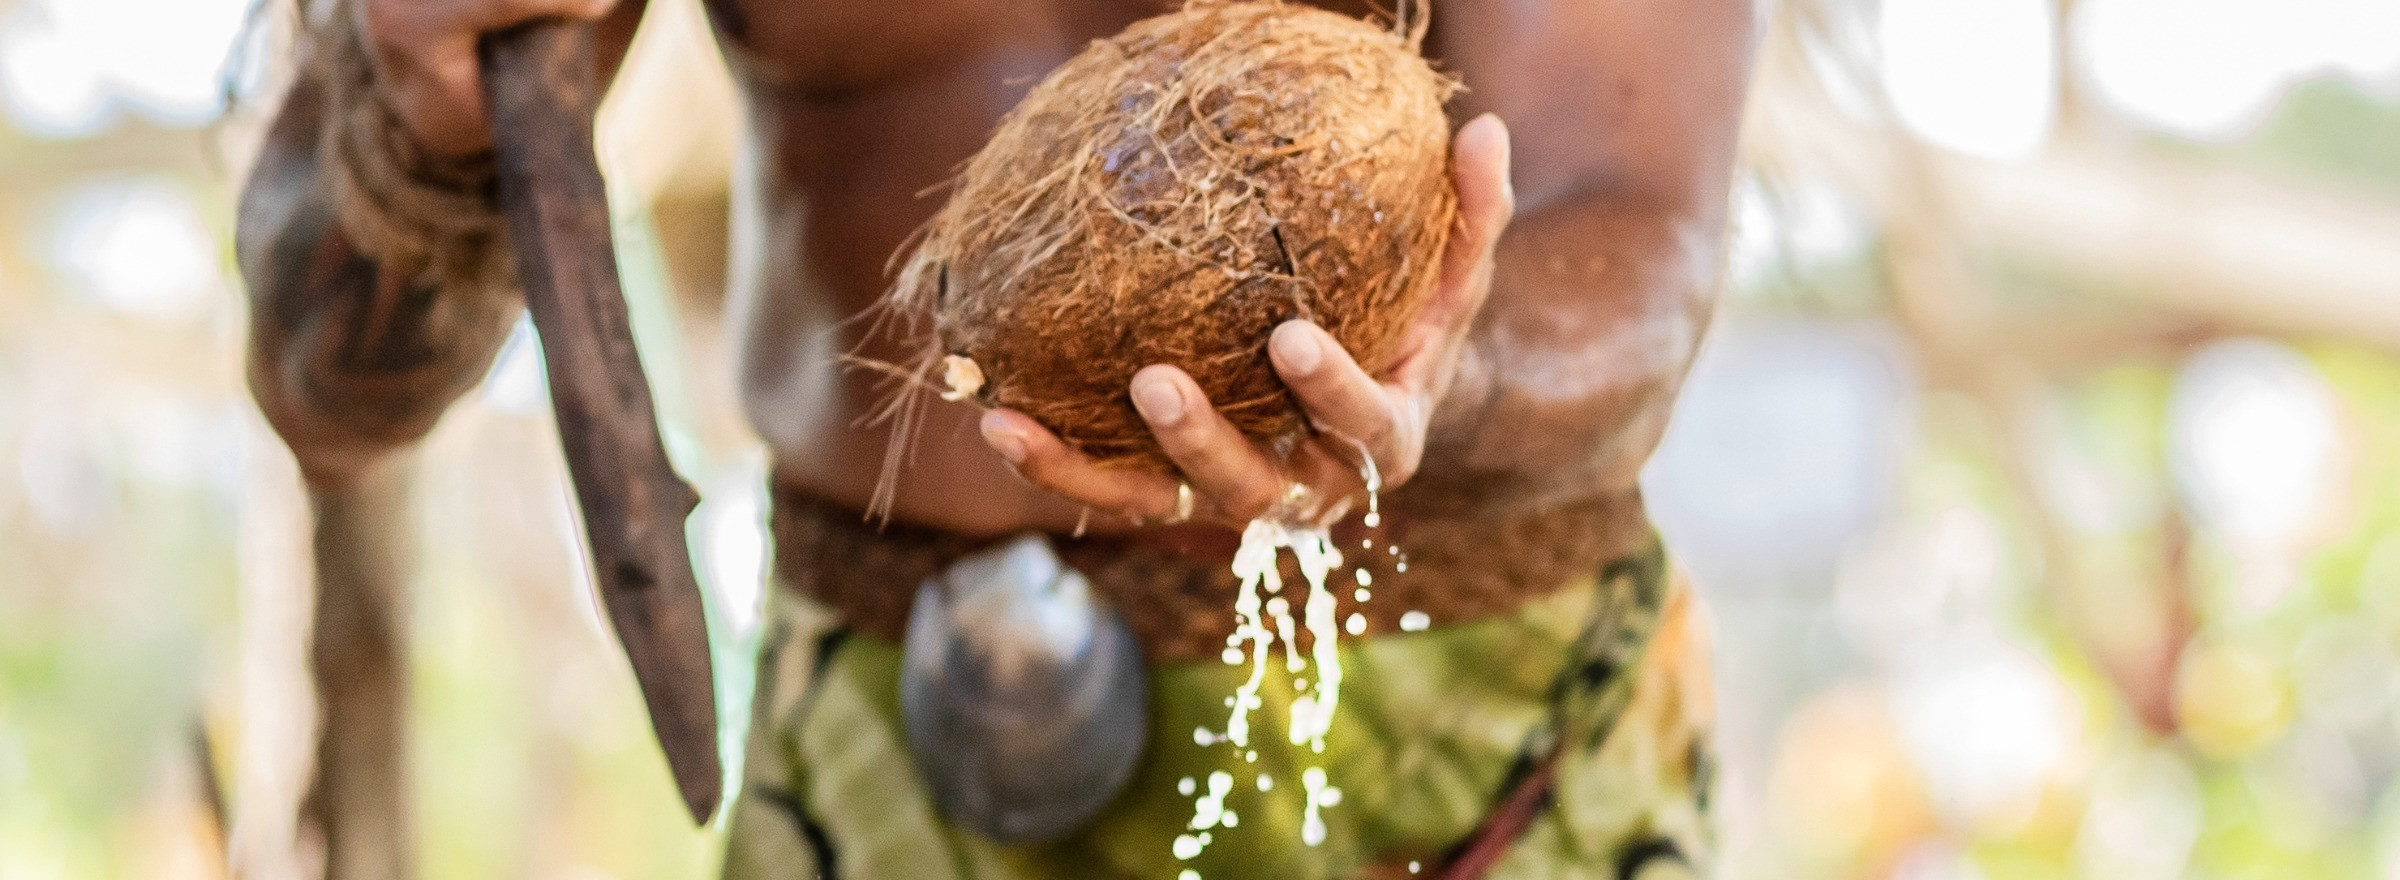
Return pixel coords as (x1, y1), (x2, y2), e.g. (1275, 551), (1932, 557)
(1351, 436), (1384, 528)
(1399, 610), (1431, 632)
(1191, 510), (1358, 856)
(1264, 594), (1303, 673)
(1301, 767), (1336, 847)
(1186, 771), (1236, 838)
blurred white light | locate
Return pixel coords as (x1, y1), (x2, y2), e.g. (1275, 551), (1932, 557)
(481, 317), (551, 414)
(1729, 179), (1872, 291)
(49, 178), (222, 323)
(1893, 642), (2079, 828)
(72, 0), (256, 124)
(0, 7), (111, 137)
(0, 0), (257, 135)
(1729, 181), (1777, 289)
(695, 455), (771, 641)
(1778, 183), (1872, 267)
(1880, 0), (2059, 160)
(2076, 0), (2400, 140)
(2074, 749), (2203, 880)
(2316, 0), (2400, 82)
(1798, 3), (1885, 121)
(2075, 0), (2287, 139)
(2166, 339), (2342, 553)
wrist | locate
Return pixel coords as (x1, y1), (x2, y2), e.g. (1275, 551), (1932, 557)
(314, 0), (510, 291)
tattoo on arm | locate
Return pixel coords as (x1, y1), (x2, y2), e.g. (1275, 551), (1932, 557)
(239, 75), (519, 485)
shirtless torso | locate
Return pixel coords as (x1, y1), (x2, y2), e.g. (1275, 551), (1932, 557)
(246, 0), (1753, 539)
(238, 0), (1754, 874)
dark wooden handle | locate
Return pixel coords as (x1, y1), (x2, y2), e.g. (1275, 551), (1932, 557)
(478, 19), (722, 824)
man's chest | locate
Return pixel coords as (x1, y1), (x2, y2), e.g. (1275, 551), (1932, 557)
(698, 0), (1157, 93)
(698, 0), (1391, 95)
(693, 0), (1415, 313)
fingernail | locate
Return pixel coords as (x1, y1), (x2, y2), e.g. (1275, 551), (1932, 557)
(1273, 322), (1323, 377)
(1131, 371), (1185, 426)
(980, 412), (1027, 464)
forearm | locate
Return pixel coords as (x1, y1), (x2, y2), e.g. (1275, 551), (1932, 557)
(239, 4), (652, 487)
(1413, 190), (1726, 513)
(237, 75), (518, 486)
(1405, 0), (1753, 515)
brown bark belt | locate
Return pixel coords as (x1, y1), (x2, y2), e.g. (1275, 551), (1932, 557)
(772, 488), (1651, 663)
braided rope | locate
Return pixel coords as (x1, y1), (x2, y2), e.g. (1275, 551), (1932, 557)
(312, 0), (514, 293)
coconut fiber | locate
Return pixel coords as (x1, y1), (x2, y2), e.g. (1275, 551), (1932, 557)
(882, 0), (1459, 477)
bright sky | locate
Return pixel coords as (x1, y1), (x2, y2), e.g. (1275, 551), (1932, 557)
(4, 0), (2398, 147)
(1875, 0), (2400, 156)
(48, 177), (221, 323)
(0, 0), (259, 137)
(1880, 0), (2059, 160)
(2076, 0), (2400, 140)
(2168, 338), (2344, 554)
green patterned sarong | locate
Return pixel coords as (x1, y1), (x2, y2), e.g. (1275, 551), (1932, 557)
(724, 538), (1713, 880)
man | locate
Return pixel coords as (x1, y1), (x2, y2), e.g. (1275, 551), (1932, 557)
(238, 0), (1755, 876)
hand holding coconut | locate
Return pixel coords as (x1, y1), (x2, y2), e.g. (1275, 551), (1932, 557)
(979, 116), (1512, 528)
(887, 1), (1510, 529)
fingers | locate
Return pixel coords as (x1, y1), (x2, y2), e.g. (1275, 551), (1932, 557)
(986, 119), (1516, 519)
(1271, 321), (1425, 482)
(980, 409), (1183, 519)
(1444, 113), (1517, 293)
(1130, 366), (1288, 522)
(362, 0), (620, 157)
(1265, 118), (1510, 491)
(1387, 113), (1515, 393)
(983, 364), (1386, 526)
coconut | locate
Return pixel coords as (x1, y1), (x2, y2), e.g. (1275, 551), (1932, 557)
(882, 0), (1458, 479)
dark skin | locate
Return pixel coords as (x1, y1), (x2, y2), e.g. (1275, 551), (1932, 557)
(241, 0), (1753, 554)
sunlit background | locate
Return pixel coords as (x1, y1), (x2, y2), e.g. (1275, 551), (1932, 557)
(1, 0), (2396, 877)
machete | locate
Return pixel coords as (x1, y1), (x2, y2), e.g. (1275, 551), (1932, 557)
(476, 19), (722, 823)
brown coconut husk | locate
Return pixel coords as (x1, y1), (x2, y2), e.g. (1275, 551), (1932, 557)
(875, 0), (1458, 506)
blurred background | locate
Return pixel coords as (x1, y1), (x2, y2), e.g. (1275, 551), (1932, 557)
(0, 0), (2395, 877)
